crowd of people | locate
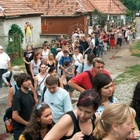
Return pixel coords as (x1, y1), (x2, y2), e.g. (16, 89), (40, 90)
(0, 24), (139, 140)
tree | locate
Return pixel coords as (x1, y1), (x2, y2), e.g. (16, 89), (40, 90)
(92, 9), (108, 28)
(120, 0), (140, 20)
(7, 24), (24, 59)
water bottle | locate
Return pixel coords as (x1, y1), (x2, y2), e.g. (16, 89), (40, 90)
(5, 117), (12, 132)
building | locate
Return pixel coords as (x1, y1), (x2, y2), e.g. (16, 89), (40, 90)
(0, 0), (126, 48)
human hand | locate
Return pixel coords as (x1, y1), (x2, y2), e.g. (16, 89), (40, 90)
(6, 82), (10, 87)
(128, 130), (140, 139)
(71, 131), (84, 140)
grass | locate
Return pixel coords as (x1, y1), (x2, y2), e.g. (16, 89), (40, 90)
(11, 58), (24, 66)
(114, 65), (140, 85)
(130, 40), (140, 57)
(114, 40), (140, 85)
(11, 58), (25, 71)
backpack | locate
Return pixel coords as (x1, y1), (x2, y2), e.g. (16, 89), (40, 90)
(3, 84), (19, 133)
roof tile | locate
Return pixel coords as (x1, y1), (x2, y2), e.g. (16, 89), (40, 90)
(0, 0), (126, 17)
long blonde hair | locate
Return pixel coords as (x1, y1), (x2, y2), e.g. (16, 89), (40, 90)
(93, 103), (135, 140)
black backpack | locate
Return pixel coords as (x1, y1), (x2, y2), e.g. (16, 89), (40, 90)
(3, 85), (19, 133)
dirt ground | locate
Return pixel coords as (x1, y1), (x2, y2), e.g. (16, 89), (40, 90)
(0, 42), (140, 139)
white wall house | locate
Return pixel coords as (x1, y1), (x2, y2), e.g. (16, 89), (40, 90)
(0, 16), (41, 50)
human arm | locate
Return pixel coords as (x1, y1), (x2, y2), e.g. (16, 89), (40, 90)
(59, 57), (65, 70)
(43, 113), (84, 140)
(80, 54), (84, 63)
(68, 76), (86, 93)
(34, 76), (38, 91)
(2, 71), (11, 86)
(128, 130), (140, 140)
(59, 78), (64, 88)
(30, 61), (34, 78)
(23, 57), (30, 64)
(12, 111), (28, 126)
(29, 82), (38, 104)
(8, 60), (11, 69)
(53, 60), (56, 67)
(8, 87), (14, 107)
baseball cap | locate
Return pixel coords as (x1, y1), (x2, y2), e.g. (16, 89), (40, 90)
(0, 46), (4, 50)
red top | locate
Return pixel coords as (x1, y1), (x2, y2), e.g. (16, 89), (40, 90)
(103, 34), (108, 43)
(70, 68), (111, 90)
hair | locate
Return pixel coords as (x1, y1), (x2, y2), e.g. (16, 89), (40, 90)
(77, 89), (101, 111)
(74, 47), (80, 52)
(22, 103), (53, 140)
(48, 67), (57, 74)
(64, 60), (70, 67)
(45, 75), (58, 86)
(130, 81), (140, 129)
(87, 53), (95, 64)
(93, 103), (136, 140)
(92, 73), (113, 102)
(33, 52), (40, 64)
(16, 73), (31, 88)
(26, 45), (31, 50)
(48, 53), (54, 60)
(63, 50), (69, 54)
(92, 58), (105, 67)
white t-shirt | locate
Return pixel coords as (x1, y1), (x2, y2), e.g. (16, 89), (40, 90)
(31, 59), (41, 76)
(0, 52), (10, 69)
(73, 53), (83, 66)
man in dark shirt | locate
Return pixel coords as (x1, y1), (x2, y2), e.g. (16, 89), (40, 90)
(12, 73), (34, 140)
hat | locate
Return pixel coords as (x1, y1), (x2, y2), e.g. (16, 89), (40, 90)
(12, 66), (22, 76)
(0, 46), (4, 50)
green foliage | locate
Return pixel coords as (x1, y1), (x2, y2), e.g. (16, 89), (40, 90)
(92, 9), (108, 28)
(130, 41), (140, 57)
(114, 65), (140, 84)
(7, 24), (24, 59)
(9, 24), (24, 43)
(120, 0), (140, 20)
(11, 58), (24, 66)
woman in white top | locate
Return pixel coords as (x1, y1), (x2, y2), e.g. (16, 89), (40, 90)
(34, 63), (48, 101)
(72, 47), (84, 75)
(41, 44), (50, 64)
(30, 52), (41, 78)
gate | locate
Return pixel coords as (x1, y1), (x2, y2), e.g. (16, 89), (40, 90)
(7, 32), (22, 60)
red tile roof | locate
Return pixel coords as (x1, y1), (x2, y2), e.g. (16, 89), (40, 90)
(0, 0), (126, 17)
(90, 0), (126, 15)
(0, 0), (42, 17)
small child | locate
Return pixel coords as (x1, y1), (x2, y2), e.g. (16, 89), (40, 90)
(62, 60), (75, 98)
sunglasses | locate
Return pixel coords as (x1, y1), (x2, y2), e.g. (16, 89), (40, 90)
(36, 103), (44, 111)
